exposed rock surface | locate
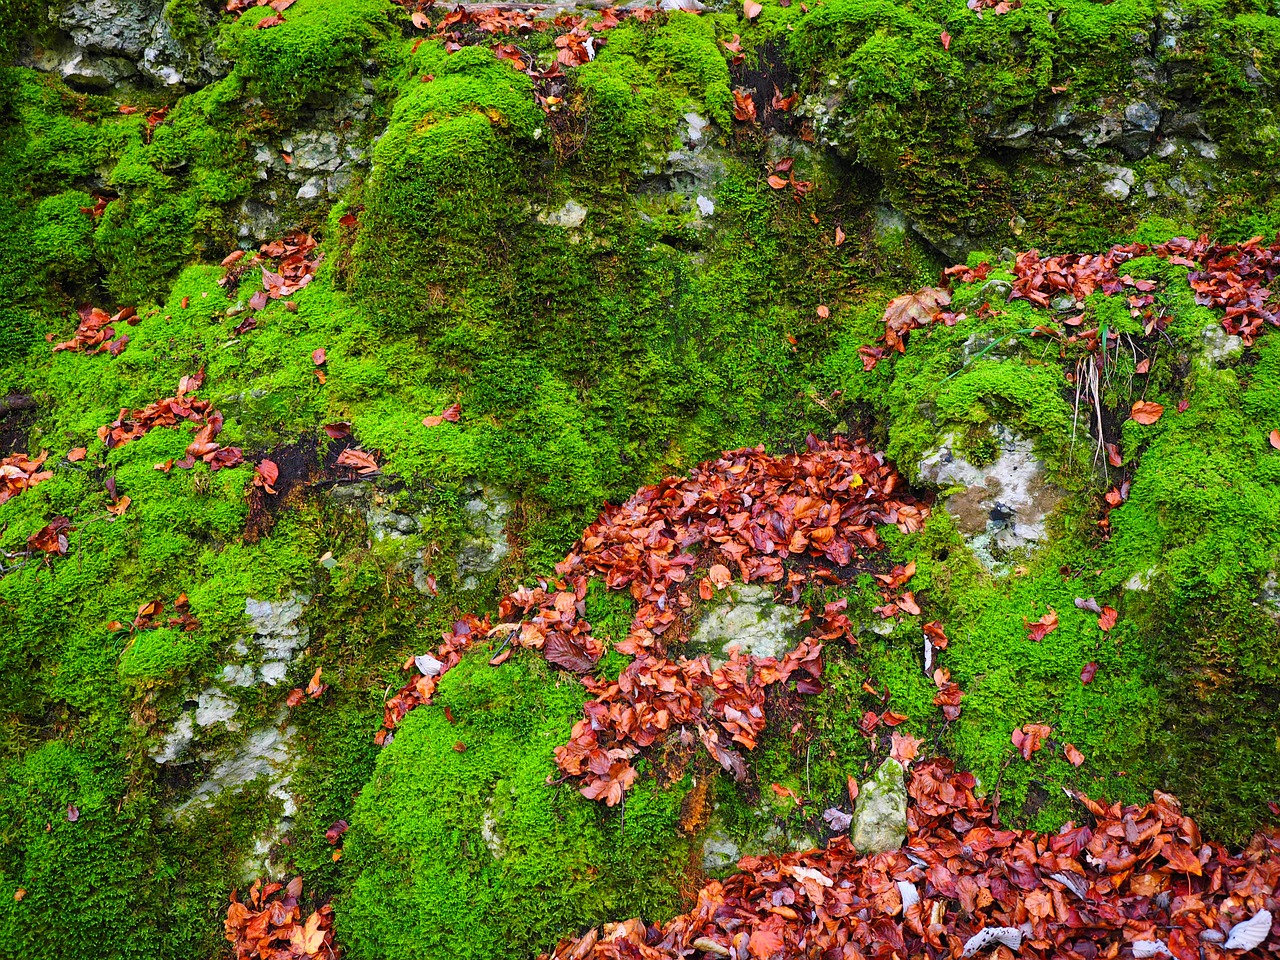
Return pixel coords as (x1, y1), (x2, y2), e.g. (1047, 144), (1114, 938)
(689, 583), (803, 666)
(21, 0), (226, 88)
(851, 758), (907, 856)
(919, 426), (1063, 572)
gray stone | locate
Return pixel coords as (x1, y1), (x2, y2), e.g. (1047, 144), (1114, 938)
(919, 425), (1063, 572)
(851, 757), (907, 855)
(221, 664), (257, 688)
(1258, 572), (1280, 624)
(1200, 321), (1243, 365)
(1124, 102), (1161, 133)
(456, 484), (511, 590)
(367, 502), (421, 540)
(150, 712), (194, 763)
(244, 594), (310, 685)
(538, 200), (589, 229)
(195, 687), (239, 727)
(1099, 164), (1135, 201)
(689, 583), (804, 666)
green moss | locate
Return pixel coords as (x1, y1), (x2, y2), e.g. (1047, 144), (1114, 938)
(221, 0), (396, 107)
(339, 651), (691, 960)
(117, 626), (210, 684)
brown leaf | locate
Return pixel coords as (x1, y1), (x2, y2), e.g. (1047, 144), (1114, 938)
(816, 304), (830, 319)
(1011, 722), (1052, 760)
(312, 347), (326, 366)
(1025, 608), (1059, 641)
(67, 447), (87, 462)
(766, 174), (787, 189)
(255, 13), (284, 27)
(1130, 400), (1164, 425)
(1064, 742), (1085, 766)
(335, 448), (378, 474)
(306, 667), (326, 698)
(940, 29), (951, 49)
(834, 226), (845, 247)
(1097, 606), (1117, 631)
(743, 0), (762, 17)
(708, 563), (731, 589)
(732, 89), (757, 122)
(324, 422), (352, 439)
(1080, 661), (1098, 684)
(1270, 429), (1280, 450)
(106, 495), (131, 517)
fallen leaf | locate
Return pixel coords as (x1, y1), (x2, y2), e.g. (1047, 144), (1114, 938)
(1098, 606), (1117, 631)
(1025, 609), (1059, 642)
(106, 495), (131, 517)
(1064, 743), (1085, 766)
(766, 174), (788, 189)
(1271, 429), (1280, 450)
(940, 29), (951, 49)
(335, 448), (378, 474)
(817, 304), (830, 319)
(13, 889), (24, 901)
(1011, 722), (1052, 760)
(286, 688), (306, 707)
(323, 422), (352, 439)
(1131, 400), (1164, 425)
(732, 89), (757, 123)
(411, 9), (429, 27)
(67, 447), (87, 462)
(834, 226), (846, 246)
(254, 12), (284, 27)
(1080, 661), (1098, 684)
(1135, 358), (1150, 374)
(709, 563), (732, 589)
(306, 667), (326, 698)
(312, 347), (326, 366)
(743, 0), (762, 17)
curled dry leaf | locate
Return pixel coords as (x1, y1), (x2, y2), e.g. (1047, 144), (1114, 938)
(1024, 608), (1059, 641)
(1131, 400), (1164, 425)
(1064, 742), (1085, 766)
(1011, 722), (1051, 760)
(743, 0), (762, 16)
(323, 422), (351, 439)
(732, 89), (757, 123)
(708, 563), (731, 589)
(335, 448), (378, 474)
(1097, 606), (1117, 631)
(253, 458), (279, 494)
(67, 447), (87, 462)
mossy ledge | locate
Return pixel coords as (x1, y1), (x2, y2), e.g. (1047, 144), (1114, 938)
(1, 0), (1278, 957)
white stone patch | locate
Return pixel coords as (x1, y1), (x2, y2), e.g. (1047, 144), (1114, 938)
(919, 426), (1063, 572)
(150, 712), (194, 764)
(1199, 321), (1243, 366)
(690, 583), (803, 666)
(195, 687), (239, 728)
(537, 200), (588, 229)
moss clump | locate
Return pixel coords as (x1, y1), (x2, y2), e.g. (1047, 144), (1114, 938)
(339, 651), (691, 960)
(221, 0), (395, 107)
(117, 626), (211, 685)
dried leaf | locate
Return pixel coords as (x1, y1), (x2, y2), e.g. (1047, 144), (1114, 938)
(1025, 609), (1059, 641)
(1131, 400), (1164, 425)
(1064, 742), (1085, 766)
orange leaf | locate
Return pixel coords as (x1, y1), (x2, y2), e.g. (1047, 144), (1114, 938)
(743, 0), (762, 17)
(708, 563), (732, 589)
(834, 226), (845, 246)
(1064, 742), (1085, 766)
(1098, 606), (1117, 631)
(1271, 429), (1280, 450)
(1025, 608), (1059, 641)
(1130, 400), (1164, 425)
(766, 174), (787, 189)
(67, 447), (87, 462)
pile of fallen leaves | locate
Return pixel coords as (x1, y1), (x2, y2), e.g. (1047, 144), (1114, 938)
(0, 451), (52, 505)
(50, 304), (135, 355)
(219, 232), (321, 333)
(543, 757), (1279, 960)
(225, 876), (338, 960)
(98, 371), (245, 472)
(378, 436), (930, 803)
(859, 234), (1280, 372)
